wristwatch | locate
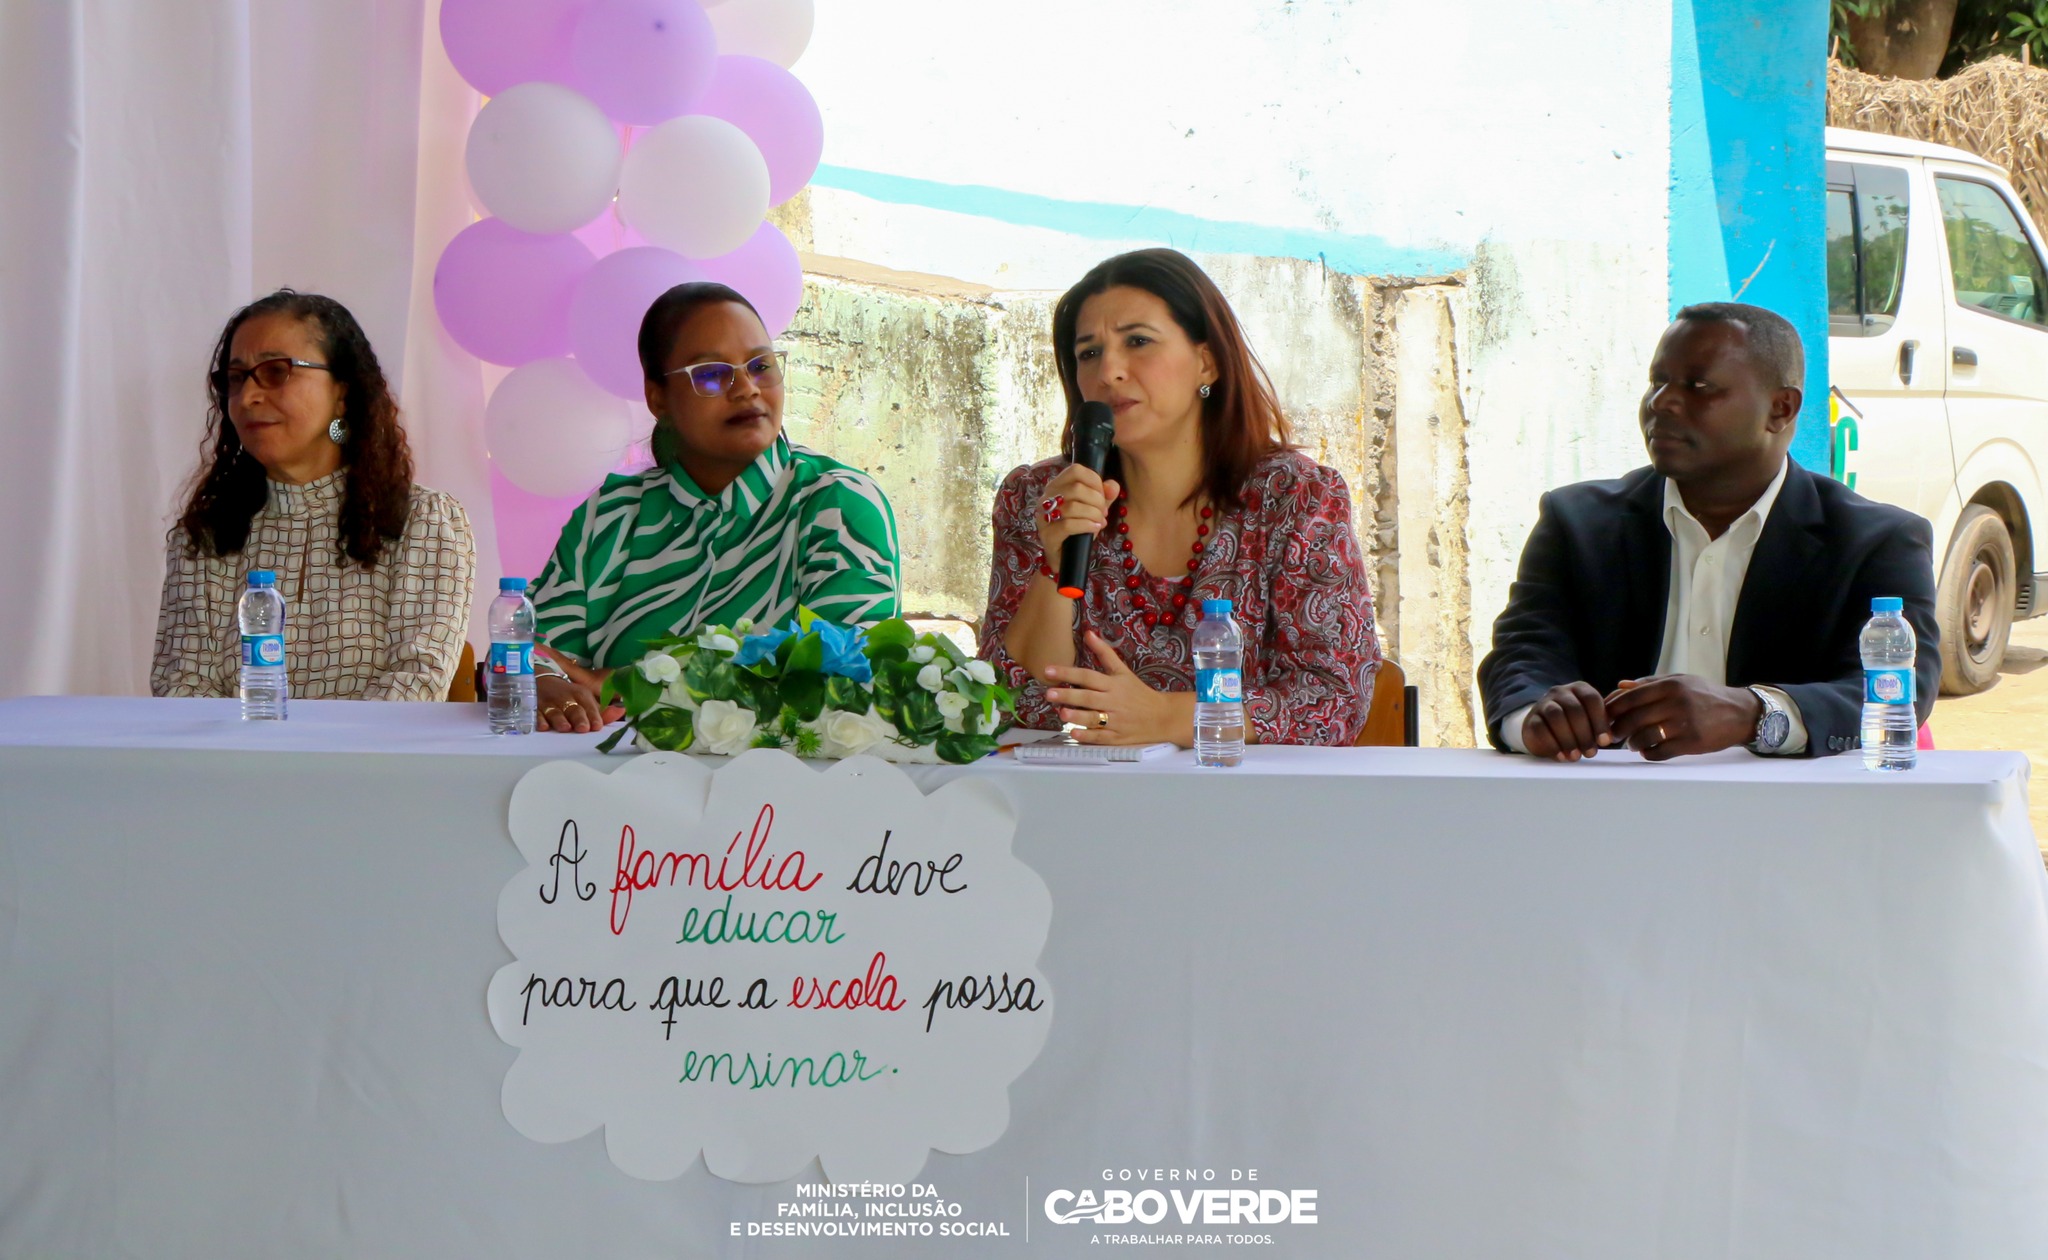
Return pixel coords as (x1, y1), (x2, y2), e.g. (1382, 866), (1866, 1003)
(1748, 685), (1791, 754)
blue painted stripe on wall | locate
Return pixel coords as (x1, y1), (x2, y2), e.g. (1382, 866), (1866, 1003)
(1669, 0), (1831, 472)
(810, 164), (1472, 278)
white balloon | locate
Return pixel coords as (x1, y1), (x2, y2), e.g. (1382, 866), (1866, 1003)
(485, 358), (636, 498)
(465, 83), (623, 235)
(705, 0), (813, 69)
(616, 116), (770, 260)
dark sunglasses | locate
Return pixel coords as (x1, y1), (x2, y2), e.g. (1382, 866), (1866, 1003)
(212, 357), (331, 397)
(664, 351), (787, 398)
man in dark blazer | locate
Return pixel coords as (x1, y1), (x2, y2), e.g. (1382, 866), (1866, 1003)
(1479, 302), (1939, 760)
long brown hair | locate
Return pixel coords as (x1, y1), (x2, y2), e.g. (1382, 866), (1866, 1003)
(176, 290), (414, 568)
(1050, 248), (1291, 511)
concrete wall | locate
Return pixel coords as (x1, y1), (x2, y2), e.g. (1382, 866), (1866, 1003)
(1671, 0), (1832, 469)
(788, 0), (1675, 742)
(781, 254), (1462, 642)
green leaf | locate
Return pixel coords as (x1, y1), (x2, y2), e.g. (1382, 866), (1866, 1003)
(823, 675), (870, 714)
(896, 689), (944, 742)
(936, 732), (998, 764)
(736, 672), (779, 717)
(781, 670), (826, 721)
(864, 618), (915, 655)
(795, 605), (819, 633)
(926, 634), (968, 667)
(595, 725), (629, 753)
(867, 643), (909, 667)
(751, 729), (785, 749)
(635, 705), (695, 751)
(613, 665), (661, 715)
(786, 631), (825, 675)
(640, 635), (695, 652)
(683, 650), (737, 703)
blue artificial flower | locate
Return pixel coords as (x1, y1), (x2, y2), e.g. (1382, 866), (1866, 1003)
(732, 625), (794, 668)
(815, 620), (873, 683)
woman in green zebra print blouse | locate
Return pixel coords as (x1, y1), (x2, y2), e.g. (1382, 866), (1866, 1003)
(529, 282), (901, 733)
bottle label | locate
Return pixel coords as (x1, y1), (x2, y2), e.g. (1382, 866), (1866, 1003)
(1866, 667), (1914, 706)
(240, 634), (284, 668)
(491, 643), (533, 676)
(1195, 667), (1242, 704)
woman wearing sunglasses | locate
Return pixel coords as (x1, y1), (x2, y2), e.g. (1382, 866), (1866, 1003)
(527, 281), (900, 732)
(152, 289), (476, 699)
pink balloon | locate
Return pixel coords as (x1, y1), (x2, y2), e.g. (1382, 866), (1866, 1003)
(695, 223), (805, 338)
(693, 56), (823, 206)
(433, 219), (595, 366)
(571, 0), (717, 126)
(440, 0), (591, 96)
(570, 246), (704, 398)
(490, 465), (591, 591)
(571, 208), (647, 257)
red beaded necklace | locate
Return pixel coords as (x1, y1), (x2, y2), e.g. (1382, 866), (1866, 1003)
(1113, 500), (1213, 629)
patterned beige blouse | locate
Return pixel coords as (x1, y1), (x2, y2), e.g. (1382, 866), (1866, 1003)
(151, 471), (476, 701)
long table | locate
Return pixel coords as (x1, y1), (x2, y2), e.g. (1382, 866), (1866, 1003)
(1, 697), (2044, 1258)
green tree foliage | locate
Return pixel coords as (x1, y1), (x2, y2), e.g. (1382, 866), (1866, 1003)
(1833, 0), (2048, 76)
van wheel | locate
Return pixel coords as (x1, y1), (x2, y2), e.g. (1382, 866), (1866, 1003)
(1937, 505), (2015, 695)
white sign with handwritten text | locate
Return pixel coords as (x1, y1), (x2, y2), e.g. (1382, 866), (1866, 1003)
(487, 750), (1054, 1184)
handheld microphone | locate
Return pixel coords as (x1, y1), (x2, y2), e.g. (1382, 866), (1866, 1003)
(1057, 401), (1116, 599)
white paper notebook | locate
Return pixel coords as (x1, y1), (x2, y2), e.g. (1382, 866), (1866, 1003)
(1014, 741), (1177, 765)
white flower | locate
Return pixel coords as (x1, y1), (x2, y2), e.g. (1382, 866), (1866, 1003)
(696, 630), (739, 654)
(909, 644), (937, 664)
(916, 662), (945, 692)
(936, 690), (972, 734)
(960, 658), (997, 686)
(814, 707), (898, 759)
(638, 653), (682, 684)
(695, 699), (759, 756)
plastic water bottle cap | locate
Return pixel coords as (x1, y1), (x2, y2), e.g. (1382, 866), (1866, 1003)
(1871, 596), (1904, 614)
(247, 570), (276, 588)
(1201, 599), (1233, 618)
(499, 576), (529, 592)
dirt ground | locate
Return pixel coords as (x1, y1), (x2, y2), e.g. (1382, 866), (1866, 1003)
(1934, 616), (2048, 853)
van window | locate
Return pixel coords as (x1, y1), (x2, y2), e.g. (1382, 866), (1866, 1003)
(1826, 163), (1910, 336)
(1936, 176), (2048, 328)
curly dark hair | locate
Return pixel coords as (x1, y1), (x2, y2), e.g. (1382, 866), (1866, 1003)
(175, 290), (414, 568)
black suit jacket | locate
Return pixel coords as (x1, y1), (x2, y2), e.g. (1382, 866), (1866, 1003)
(1478, 463), (1940, 756)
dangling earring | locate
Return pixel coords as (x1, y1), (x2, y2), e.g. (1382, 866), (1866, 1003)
(328, 415), (348, 444)
(1199, 383), (1213, 399)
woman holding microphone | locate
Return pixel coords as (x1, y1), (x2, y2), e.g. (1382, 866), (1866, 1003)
(978, 249), (1380, 746)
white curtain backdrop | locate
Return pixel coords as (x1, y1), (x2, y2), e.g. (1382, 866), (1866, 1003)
(0, 0), (495, 697)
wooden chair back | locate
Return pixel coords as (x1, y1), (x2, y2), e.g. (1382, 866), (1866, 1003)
(1356, 657), (1419, 747)
(447, 641), (479, 702)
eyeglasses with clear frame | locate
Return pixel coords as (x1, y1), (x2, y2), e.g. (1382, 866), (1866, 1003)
(663, 351), (787, 398)
(212, 357), (332, 397)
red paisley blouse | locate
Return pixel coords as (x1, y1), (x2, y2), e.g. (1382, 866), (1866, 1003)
(977, 450), (1381, 745)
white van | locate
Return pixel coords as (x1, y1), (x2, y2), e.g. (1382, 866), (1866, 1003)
(1826, 126), (2047, 693)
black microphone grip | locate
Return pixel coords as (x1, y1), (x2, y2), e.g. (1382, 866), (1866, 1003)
(1057, 401), (1116, 598)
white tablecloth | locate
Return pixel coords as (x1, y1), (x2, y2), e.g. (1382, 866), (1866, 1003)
(1, 697), (2044, 1258)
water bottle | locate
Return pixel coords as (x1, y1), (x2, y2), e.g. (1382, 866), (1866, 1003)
(237, 570), (287, 721)
(1860, 595), (1918, 771)
(1193, 598), (1246, 767)
(488, 576), (538, 735)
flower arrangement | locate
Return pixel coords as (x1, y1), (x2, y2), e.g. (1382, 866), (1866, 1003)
(596, 610), (1015, 764)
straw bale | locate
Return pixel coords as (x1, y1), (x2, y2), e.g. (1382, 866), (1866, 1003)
(1828, 56), (2048, 239)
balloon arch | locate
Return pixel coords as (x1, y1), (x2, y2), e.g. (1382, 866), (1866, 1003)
(435, 0), (821, 577)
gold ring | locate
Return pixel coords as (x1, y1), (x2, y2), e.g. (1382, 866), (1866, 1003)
(1096, 712), (1109, 728)
(1654, 724), (1667, 744)
(564, 700), (583, 711)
